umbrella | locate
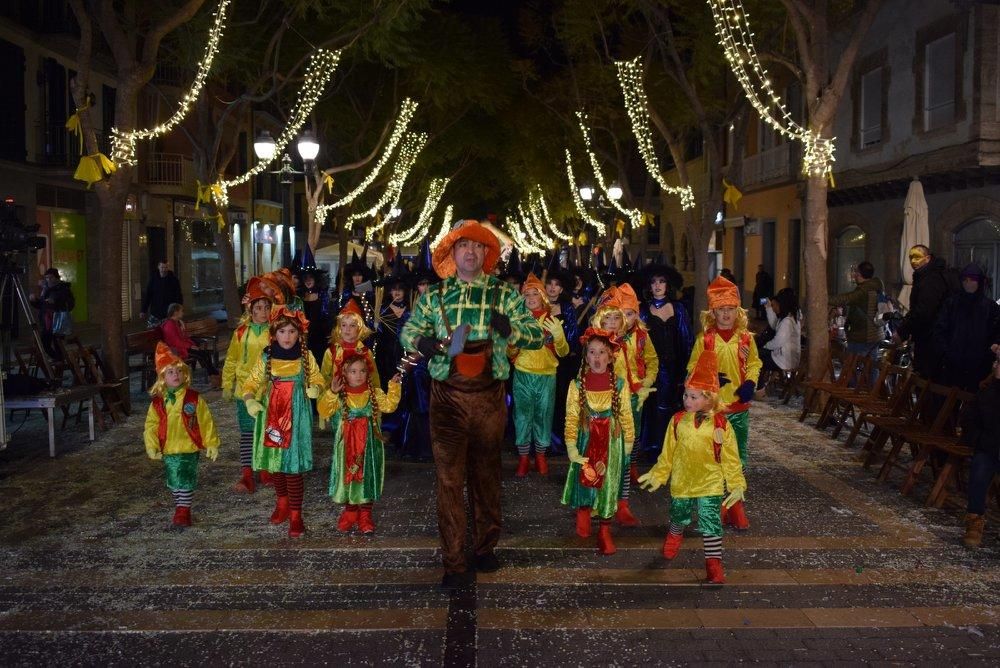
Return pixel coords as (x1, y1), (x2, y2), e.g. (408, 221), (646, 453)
(899, 178), (929, 309)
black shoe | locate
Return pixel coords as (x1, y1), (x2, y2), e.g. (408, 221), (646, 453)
(440, 571), (474, 589)
(474, 551), (500, 573)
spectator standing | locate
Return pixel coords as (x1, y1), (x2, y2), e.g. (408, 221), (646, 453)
(29, 267), (75, 360)
(931, 263), (1000, 392)
(959, 345), (1000, 548)
(829, 261), (883, 368)
(141, 261), (183, 325)
(896, 245), (958, 378)
(759, 288), (802, 383)
(752, 265), (773, 319)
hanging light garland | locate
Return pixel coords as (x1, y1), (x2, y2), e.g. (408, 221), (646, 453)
(614, 56), (696, 210)
(429, 205), (454, 251)
(350, 131), (428, 238)
(565, 149), (605, 234)
(506, 207), (545, 255)
(110, 0), (232, 167)
(520, 201), (552, 248)
(576, 111), (644, 229)
(530, 186), (572, 242)
(390, 177), (450, 245)
(707, 0), (835, 178)
(512, 204), (550, 253)
(213, 48), (341, 208)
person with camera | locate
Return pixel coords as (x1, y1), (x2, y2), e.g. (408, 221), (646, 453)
(758, 288), (801, 388)
(29, 267), (75, 361)
(829, 261), (883, 368)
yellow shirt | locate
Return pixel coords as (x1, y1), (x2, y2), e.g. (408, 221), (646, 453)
(143, 386), (220, 456)
(320, 343), (381, 389)
(512, 312), (569, 375)
(317, 381), (402, 420)
(686, 329), (762, 408)
(221, 322), (270, 394)
(645, 411), (745, 498)
(563, 380), (635, 452)
(241, 354), (325, 398)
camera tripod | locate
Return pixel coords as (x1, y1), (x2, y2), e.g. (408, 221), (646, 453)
(0, 258), (56, 448)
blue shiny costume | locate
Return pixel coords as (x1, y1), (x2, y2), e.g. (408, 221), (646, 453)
(638, 298), (693, 456)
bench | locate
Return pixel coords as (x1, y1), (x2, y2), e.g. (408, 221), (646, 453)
(124, 317), (223, 390)
(184, 317), (221, 367)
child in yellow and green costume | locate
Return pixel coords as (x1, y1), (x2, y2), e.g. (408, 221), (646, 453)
(638, 347), (746, 584)
(318, 352), (401, 534)
(221, 276), (273, 494)
(562, 328), (635, 556)
(509, 272), (569, 477)
(242, 306), (325, 539)
(321, 299), (380, 391)
(685, 275), (761, 530)
(144, 343), (219, 527)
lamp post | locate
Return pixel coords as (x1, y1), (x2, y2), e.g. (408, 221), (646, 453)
(579, 182), (622, 265)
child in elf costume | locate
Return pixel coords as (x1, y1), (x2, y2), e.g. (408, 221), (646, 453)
(144, 343), (220, 527)
(318, 353), (402, 533)
(590, 287), (641, 527)
(509, 272), (569, 477)
(321, 299), (380, 391)
(616, 284), (658, 494)
(637, 348), (746, 584)
(685, 275), (761, 530)
(242, 306), (326, 538)
(562, 328), (635, 555)
(222, 276), (273, 493)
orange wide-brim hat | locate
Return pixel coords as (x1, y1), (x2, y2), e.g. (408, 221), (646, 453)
(257, 275), (286, 305)
(686, 348), (720, 394)
(431, 220), (501, 278)
(270, 304), (310, 333)
(707, 275), (740, 309)
(155, 341), (185, 374)
(616, 283), (640, 312)
(520, 272), (548, 302)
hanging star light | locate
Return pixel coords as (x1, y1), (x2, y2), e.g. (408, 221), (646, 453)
(350, 131), (428, 238)
(707, 0), (835, 178)
(576, 112), (645, 229)
(110, 0), (232, 167)
(565, 149), (605, 234)
(213, 48), (341, 208)
(429, 205), (455, 251)
(614, 56), (696, 210)
(390, 177), (450, 246)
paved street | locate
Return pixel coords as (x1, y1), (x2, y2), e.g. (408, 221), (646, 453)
(0, 389), (997, 666)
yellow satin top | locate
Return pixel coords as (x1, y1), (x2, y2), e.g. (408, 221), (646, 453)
(143, 385), (220, 456)
(644, 411), (745, 498)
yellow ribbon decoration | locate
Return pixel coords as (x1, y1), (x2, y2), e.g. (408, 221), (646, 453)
(642, 212), (655, 227)
(72, 153), (116, 188)
(64, 98), (91, 155)
(214, 212), (226, 233)
(195, 180), (213, 208)
(577, 231), (588, 245)
(615, 219), (625, 237)
(722, 179), (743, 209)
(322, 173), (334, 194)
(827, 172), (836, 189)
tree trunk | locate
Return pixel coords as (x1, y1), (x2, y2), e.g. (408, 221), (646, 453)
(95, 175), (130, 378)
(213, 220), (242, 327)
(803, 174), (831, 381)
(688, 210), (711, 318)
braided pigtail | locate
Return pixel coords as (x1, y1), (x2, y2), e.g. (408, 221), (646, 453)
(368, 374), (383, 439)
(338, 379), (349, 426)
(610, 367), (623, 437)
(577, 355), (588, 418)
(264, 341), (273, 382)
(300, 337), (311, 379)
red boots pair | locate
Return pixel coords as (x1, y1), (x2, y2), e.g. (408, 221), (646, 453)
(172, 506), (191, 527)
(269, 496), (305, 538)
(337, 505), (375, 534)
(515, 453), (549, 477)
(575, 508), (616, 555)
(232, 466), (256, 494)
(721, 500), (750, 530)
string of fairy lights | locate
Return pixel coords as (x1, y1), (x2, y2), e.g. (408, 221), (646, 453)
(509, 204), (549, 254)
(576, 111), (644, 229)
(615, 56), (696, 210)
(707, 0), (834, 178)
(213, 48), (341, 208)
(521, 201), (553, 248)
(429, 205), (454, 251)
(564, 149), (604, 234)
(530, 186), (572, 242)
(350, 131), (428, 238)
(389, 176), (450, 245)
(110, 0), (232, 167)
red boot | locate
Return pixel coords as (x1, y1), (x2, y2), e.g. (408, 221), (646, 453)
(515, 455), (531, 477)
(270, 496), (290, 525)
(258, 470), (274, 487)
(575, 507), (592, 538)
(534, 452), (549, 476)
(720, 503), (731, 527)
(615, 499), (640, 527)
(288, 510), (305, 538)
(705, 557), (725, 584)
(232, 466), (256, 494)
(727, 500), (750, 530)
(597, 521), (616, 555)
(358, 505), (375, 534)
(172, 506), (191, 527)
(629, 462), (640, 486)
(337, 505), (359, 532)
(662, 531), (684, 560)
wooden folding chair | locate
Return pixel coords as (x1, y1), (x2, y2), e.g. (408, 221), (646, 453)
(899, 388), (975, 504)
(876, 383), (958, 485)
(815, 356), (886, 434)
(841, 366), (912, 448)
(861, 376), (930, 469)
(798, 349), (853, 423)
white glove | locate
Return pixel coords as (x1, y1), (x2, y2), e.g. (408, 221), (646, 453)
(306, 385), (322, 399)
(723, 487), (745, 509)
(637, 470), (665, 492)
(566, 443), (588, 466)
(245, 398), (264, 417)
(205, 447), (219, 462)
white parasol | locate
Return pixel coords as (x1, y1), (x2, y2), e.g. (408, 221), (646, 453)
(898, 178), (929, 309)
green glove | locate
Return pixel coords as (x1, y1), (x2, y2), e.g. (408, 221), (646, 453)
(205, 447), (219, 462)
(245, 398), (264, 417)
(723, 487), (745, 509)
(637, 470), (665, 492)
(306, 385), (322, 400)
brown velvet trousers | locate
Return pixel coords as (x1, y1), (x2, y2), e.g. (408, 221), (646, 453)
(430, 378), (507, 574)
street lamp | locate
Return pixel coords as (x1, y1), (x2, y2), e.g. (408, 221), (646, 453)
(253, 130), (276, 161)
(296, 129), (320, 162)
(579, 184), (594, 202)
(607, 182), (624, 201)
(389, 207), (402, 219)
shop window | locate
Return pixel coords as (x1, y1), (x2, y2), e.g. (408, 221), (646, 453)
(924, 32), (956, 131)
(860, 67), (883, 147)
(954, 217), (1000, 301)
(834, 226), (867, 295)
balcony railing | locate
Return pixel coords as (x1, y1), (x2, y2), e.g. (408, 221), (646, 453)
(147, 152), (194, 188)
(742, 143), (793, 188)
(34, 122), (110, 166)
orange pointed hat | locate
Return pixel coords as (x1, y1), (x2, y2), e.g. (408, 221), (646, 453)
(256, 275), (286, 305)
(616, 283), (640, 312)
(707, 275), (740, 309)
(520, 272), (547, 299)
(686, 347), (720, 394)
(155, 342), (185, 374)
(244, 276), (272, 304)
(432, 219), (501, 278)
(338, 299), (364, 320)
(578, 326), (623, 353)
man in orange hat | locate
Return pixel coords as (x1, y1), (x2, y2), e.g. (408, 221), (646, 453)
(401, 219), (544, 588)
(685, 275), (761, 531)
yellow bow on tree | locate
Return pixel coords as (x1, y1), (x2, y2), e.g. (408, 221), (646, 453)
(577, 231), (588, 245)
(65, 97), (91, 155)
(214, 212), (226, 233)
(827, 172), (836, 189)
(642, 212), (655, 227)
(615, 219), (625, 237)
(195, 180), (212, 208)
(322, 173), (334, 194)
(722, 179), (743, 209)
(73, 153), (116, 188)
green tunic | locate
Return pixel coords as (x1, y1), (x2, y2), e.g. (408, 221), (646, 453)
(328, 402), (385, 504)
(252, 360), (314, 474)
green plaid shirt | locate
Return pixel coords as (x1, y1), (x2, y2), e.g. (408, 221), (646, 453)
(401, 273), (544, 381)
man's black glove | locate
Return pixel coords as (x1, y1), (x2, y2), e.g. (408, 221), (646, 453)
(490, 310), (512, 338)
(416, 336), (443, 358)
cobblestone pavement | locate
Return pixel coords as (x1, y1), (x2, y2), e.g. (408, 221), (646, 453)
(0, 386), (998, 666)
